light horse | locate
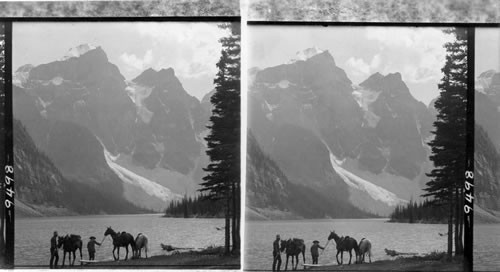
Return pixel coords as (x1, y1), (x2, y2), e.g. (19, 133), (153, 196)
(57, 234), (83, 267)
(104, 227), (136, 261)
(280, 238), (306, 270)
(357, 238), (372, 263)
(327, 231), (358, 265)
(134, 233), (148, 258)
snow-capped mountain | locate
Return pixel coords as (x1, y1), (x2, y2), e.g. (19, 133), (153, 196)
(60, 43), (98, 60)
(288, 46), (326, 63)
(13, 44), (211, 214)
(248, 49), (434, 217)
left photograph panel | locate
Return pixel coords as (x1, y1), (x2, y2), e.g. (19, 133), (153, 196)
(10, 21), (240, 268)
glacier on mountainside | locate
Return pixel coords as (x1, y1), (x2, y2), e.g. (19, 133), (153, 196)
(320, 137), (406, 207)
(103, 148), (181, 203)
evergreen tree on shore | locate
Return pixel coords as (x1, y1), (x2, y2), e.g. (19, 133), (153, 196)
(423, 27), (467, 259)
(200, 22), (240, 255)
(164, 194), (225, 218)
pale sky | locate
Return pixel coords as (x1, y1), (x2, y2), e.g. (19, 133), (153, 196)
(13, 22), (229, 100)
(476, 28), (500, 75)
(249, 26), (455, 106)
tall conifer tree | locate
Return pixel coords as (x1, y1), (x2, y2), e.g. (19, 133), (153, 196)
(424, 27), (467, 258)
(200, 22), (240, 255)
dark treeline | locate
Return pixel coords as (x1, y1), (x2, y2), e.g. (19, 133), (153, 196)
(389, 198), (446, 223)
(164, 194), (225, 218)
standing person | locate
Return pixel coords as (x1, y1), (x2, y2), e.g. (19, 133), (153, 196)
(310, 240), (325, 265)
(272, 234), (282, 271)
(49, 231), (59, 269)
(87, 236), (101, 261)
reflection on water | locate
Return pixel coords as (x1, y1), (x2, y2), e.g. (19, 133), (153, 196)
(474, 224), (500, 271)
(245, 218), (449, 270)
(15, 214), (225, 266)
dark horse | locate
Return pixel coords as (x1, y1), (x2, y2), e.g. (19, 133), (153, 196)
(57, 234), (83, 266)
(280, 238), (306, 270)
(104, 227), (136, 261)
(327, 231), (358, 265)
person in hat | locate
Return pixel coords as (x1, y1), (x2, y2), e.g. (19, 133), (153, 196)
(87, 236), (102, 260)
(272, 234), (282, 271)
(50, 231), (59, 269)
(310, 240), (325, 264)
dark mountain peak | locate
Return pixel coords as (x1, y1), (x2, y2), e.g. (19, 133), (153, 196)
(159, 67), (175, 76)
(386, 72), (402, 81)
(360, 72), (409, 97)
(132, 68), (183, 89)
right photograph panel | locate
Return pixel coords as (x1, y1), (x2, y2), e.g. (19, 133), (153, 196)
(246, 25), (468, 271)
(474, 27), (500, 272)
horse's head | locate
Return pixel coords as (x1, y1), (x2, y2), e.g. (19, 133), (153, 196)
(280, 239), (288, 252)
(328, 230), (338, 241)
(57, 236), (64, 248)
(104, 226), (114, 237)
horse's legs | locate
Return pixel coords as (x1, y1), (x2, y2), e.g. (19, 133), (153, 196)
(113, 246), (117, 261)
(284, 255), (289, 271)
(72, 251), (76, 266)
(340, 251), (344, 265)
(117, 247), (121, 260)
(62, 251), (66, 267)
(125, 246), (129, 260)
(348, 250), (352, 265)
(336, 251), (340, 265)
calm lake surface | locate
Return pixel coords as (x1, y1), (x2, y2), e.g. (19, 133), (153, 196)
(474, 224), (500, 271)
(15, 214), (225, 267)
(245, 218), (449, 270)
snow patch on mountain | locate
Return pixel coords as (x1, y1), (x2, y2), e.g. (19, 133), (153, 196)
(125, 81), (154, 123)
(352, 85), (381, 128)
(13, 64), (34, 87)
(262, 80), (295, 89)
(289, 46), (325, 63)
(103, 148), (180, 202)
(278, 80), (292, 89)
(61, 44), (98, 61)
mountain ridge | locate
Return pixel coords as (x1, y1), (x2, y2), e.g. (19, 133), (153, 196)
(248, 49), (435, 217)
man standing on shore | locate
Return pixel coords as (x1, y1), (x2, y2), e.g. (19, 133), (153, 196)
(50, 231), (59, 269)
(272, 234), (282, 271)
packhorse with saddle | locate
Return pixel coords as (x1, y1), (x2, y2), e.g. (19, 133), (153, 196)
(272, 229), (372, 270)
(49, 227), (149, 267)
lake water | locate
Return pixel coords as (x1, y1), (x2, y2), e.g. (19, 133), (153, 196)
(15, 214), (225, 267)
(474, 224), (500, 271)
(244, 218), (449, 270)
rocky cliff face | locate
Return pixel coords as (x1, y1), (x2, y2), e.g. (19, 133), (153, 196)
(14, 119), (146, 217)
(475, 70), (500, 217)
(246, 131), (373, 220)
(248, 48), (435, 217)
(13, 44), (211, 213)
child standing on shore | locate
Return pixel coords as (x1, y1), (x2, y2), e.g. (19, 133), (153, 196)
(310, 240), (325, 264)
(87, 236), (101, 261)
